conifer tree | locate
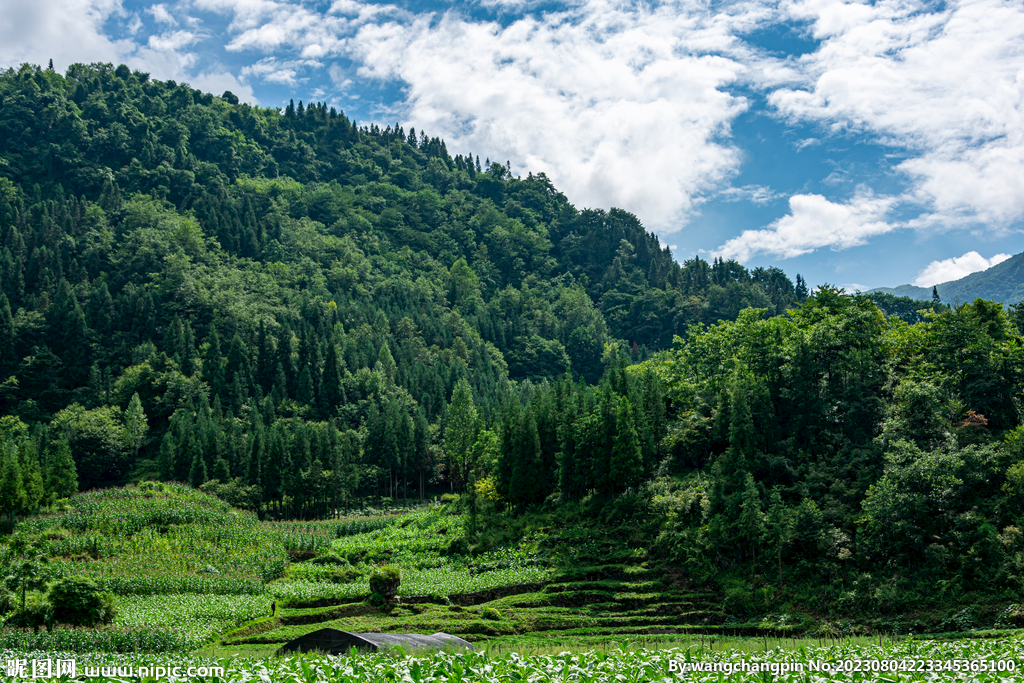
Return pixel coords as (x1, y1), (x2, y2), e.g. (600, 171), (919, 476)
(46, 439), (78, 500)
(0, 445), (25, 522)
(188, 446), (208, 487)
(445, 379), (478, 490)
(0, 292), (14, 374)
(609, 396), (642, 492)
(158, 432), (176, 481)
(123, 392), (147, 460)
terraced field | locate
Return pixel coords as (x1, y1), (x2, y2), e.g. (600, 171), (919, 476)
(222, 557), (795, 651)
(4, 484), (798, 656)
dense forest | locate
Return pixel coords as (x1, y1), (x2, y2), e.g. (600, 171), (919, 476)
(3, 61), (1024, 614)
(0, 61), (805, 515)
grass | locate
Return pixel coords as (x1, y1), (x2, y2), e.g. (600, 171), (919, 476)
(9, 483), (1023, 670)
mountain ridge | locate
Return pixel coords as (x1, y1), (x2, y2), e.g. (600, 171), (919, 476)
(868, 251), (1024, 305)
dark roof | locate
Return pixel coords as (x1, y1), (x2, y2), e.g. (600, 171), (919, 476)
(276, 629), (475, 656)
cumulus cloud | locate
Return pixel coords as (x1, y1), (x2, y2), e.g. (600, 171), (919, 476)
(913, 251), (1013, 287)
(148, 30), (199, 51)
(147, 4), (178, 25)
(0, 0), (129, 71)
(0, 0), (255, 103)
(720, 184), (783, 205)
(240, 57), (322, 86)
(769, 0), (1024, 229)
(186, 0), (767, 229)
(713, 192), (897, 262)
(342, 1), (772, 229)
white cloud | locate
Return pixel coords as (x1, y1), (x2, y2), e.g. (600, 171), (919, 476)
(188, 70), (258, 101)
(148, 30), (199, 51)
(0, 0), (129, 72)
(769, 0), (1024, 230)
(147, 4), (178, 26)
(340, 1), (772, 229)
(913, 251), (1012, 287)
(127, 14), (144, 35)
(0, 0), (255, 103)
(713, 191), (897, 262)
(720, 184), (783, 205)
(240, 57), (322, 86)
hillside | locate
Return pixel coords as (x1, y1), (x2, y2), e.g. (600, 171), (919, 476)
(3, 60), (1024, 638)
(869, 252), (1024, 305)
(0, 61), (804, 506)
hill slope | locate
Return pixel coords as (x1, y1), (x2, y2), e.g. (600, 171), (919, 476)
(869, 252), (1024, 305)
(0, 61), (806, 505)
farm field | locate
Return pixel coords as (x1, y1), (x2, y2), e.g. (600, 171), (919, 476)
(5, 482), (1024, 683)
(5, 638), (1024, 682)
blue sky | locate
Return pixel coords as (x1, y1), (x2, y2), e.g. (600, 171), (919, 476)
(2, 0), (1022, 290)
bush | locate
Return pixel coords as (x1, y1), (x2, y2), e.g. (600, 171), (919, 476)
(48, 577), (117, 626)
(0, 586), (14, 615)
(482, 607), (501, 621)
(309, 554), (349, 566)
(368, 565), (401, 599)
(7, 593), (51, 628)
(446, 537), (469, 556)
(325, 567), (362, 584)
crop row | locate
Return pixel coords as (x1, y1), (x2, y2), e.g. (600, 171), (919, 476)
(3, 639), (1024, 681)
(268, 564), (553, 602)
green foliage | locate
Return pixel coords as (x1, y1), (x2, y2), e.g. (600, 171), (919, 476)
(48, 576), (117, 626)
(0, 62), (803, 518)
(368, 565), (401, 598)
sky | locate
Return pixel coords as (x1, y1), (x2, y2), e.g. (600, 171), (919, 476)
(1, 0), (1022, 291)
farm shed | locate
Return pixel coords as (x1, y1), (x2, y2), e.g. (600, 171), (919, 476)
(276, 629), (475, 655)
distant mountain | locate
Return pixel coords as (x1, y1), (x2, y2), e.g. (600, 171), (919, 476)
(869, 252), (1024, 306)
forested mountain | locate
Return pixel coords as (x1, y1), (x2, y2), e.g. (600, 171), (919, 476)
(487, 290), (1024, 614)
(0, 61), (803, 514)
(4, 61), (1024, 618)
(870, 252), (1024, 306)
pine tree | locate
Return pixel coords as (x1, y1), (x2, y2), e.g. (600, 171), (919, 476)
(17, 441), (45, 512)
(123, 392), (148, 459)
(158, 432), (176, 481)
(932, 285), (941, 305)
(795, 274), (808, 300)
(765, 488), (792, 587)
(46, 440), (78, 500)
(202, 326), (225, 398)
(0, 292), (14, 375)
(508, 410), (542, 508)
(738, 472), (764, 563)
(0, 445), (25, 522)
(609, 396), (642, 492)
(322, 341), (345, 415)
(188, 446), (208, 487)
(445, 379), (478, 490)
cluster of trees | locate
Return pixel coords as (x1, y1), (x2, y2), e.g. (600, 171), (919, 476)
(0, 415), (77, 524)
(5, 60), (1024, 610)
(0, 61), (814, 514)
(644, 291), (1024, 608)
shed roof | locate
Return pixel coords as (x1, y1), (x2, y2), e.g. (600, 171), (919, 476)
(276, 628), (475, 656)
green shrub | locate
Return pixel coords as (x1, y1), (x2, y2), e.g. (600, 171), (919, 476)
(325, 567), (362, 584)
(48, 576), (117, 626)
(0, 586), (14, 615)
(446, 537), (469, 556)
(309, 553), (349, 566)
(482, 607), (501, 621)
(7, 593), (51, 628)
(368, 565), (401, 599)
